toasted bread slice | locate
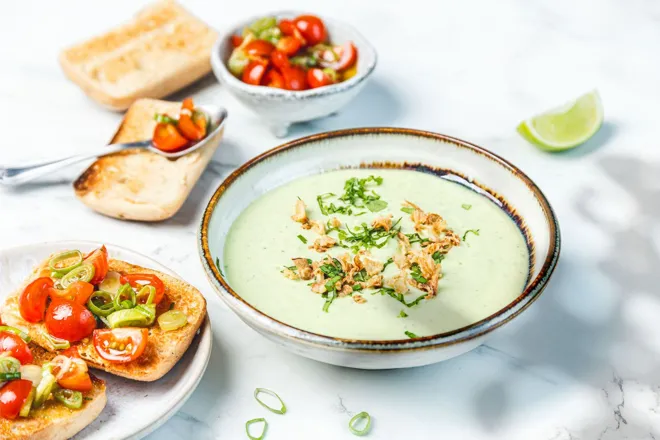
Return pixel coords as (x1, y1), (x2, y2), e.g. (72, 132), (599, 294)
(73, 98), (224, 221)
(0, 346), (106, 440)
(59, 0), (217, 110)
(1, 254), (207, 382)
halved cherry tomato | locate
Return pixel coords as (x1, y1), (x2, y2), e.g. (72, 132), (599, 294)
(262, 69), (285, 88)
(153, 123), (189, 152)
(231, 35), (244, 48)
(271, 50), (290, 70)
(119, 273), (165, 304)
(276, 36), (301, 56)
(19, 277), (53, 323)
(45, 298), (96, 343)
(52, 353), (92, 392)
(50, 281), (94, 306)
(0, 380), (32, 420)
(322, 42), (358, 71)
(244, 40), (275, 58)
(281, 66), (308, 90)
(93, 328), (148, 363)
(61, 346), (80, 358)
(293, 15), (327, 46)
(307, 68), (335, 88)
(242, 60), (269, 85)
(178, 112), (206, 141)
(279, 19), (306, 45)
(84, 246), (108, 285)
(0, 332), (32, 365)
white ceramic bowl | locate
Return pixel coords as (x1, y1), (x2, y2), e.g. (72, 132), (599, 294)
(210, 12), (377, 137)
(198, 128), (561, 369)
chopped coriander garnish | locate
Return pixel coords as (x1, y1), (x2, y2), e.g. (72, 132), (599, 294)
(381, 257), (394, 272)
(339, 218), (402, 252)
(462, 203), (472, 210)
(409, 263), (428, 284)
(405, 330), (418, 338)
(378, 287), (426, 307)
(353, 268), (368, 282)
(431, 251), (445, 264)
(462, 229), (480, 241)
(297, 234), (308, 244)
(366, 199), (388, 212)
(215, 257), (224, 276)
(406, 233), (430, 245)
(400, 206), (414, 214)
(398, 310), (408, 318)
(352, 284), (363, 291)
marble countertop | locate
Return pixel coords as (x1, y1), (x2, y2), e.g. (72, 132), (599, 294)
(2, 0), (659, 438)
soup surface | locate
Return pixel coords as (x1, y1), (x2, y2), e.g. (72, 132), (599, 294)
(224, 169), (529, 340)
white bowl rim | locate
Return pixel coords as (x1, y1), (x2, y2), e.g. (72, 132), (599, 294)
(198, 128), (561, 352)
(210, 10), (378, 98)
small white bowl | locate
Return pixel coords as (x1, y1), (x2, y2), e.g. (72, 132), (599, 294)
(210, 11), (377, 137)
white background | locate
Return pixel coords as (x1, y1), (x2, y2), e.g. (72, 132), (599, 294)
(2, 0), (659, 439)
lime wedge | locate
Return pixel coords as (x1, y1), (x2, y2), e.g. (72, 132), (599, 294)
(517, 90), (603, 151)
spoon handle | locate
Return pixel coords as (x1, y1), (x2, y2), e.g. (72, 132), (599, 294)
(0, 141), (151, 186)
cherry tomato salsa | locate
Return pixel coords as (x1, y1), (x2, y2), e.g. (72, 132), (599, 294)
(152, 97), (209, 153)
(227, 14), (358, 90)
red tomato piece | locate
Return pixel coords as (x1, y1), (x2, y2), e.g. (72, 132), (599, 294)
(279, 19), (306, 45)
(119, 273), (166, 304)
(178, 112), (207, 141)
(0, 332), (32, 365)
(152, 123), (189, 152)
(293, 15), (327, 46)
(271, 50), (290, 70)
(322, 42), (358, 71)
(52, 354), (92, 392)
(307, 68), (336, 88)
(19, 277), (53, 323)
(50, 281), (94, 306)
(84, 246), (108, 285)
(231, 35), (244, 47)
(93, 328), (148, 363)
(263, 69), (285, 88)
(281, 66), (308, 90)
(242, 60), (269, 85)
(244, 40), (275, 58)
(0, 380), (32, 420)
(276, 36), (301, 56)
(45, 298), (96, 343)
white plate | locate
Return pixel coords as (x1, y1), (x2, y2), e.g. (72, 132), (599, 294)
(0, 241), (212, 440)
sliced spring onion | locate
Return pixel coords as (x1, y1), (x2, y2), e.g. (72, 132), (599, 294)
(0, 372), (21, 380)
(87, 291), (116, 317)
(348, 411), (372, 436)
(20, 365), (43, 387)
(245, 418), (268, 440)
(154, 113), (178, 125)
(254, 388), (286, 415)
(98, 271), (122, 295)
(0, 325), (31, 342)
(50, 271), (63, 279)
(157, 309), (188, 332)
(249, 16), (277, 34)
(106, 308), (150, 328)
(0, 356), (21, 374)
(113, 284), (136, 310)
(60, 263), (95, 288)
(136, 285), (156, 305)
(19, 387), (35, 417)
(33, 371), (56, 408)
(53, 388), (83, 409)
(135, 304), (156, 326)
(48, 250), (83, 276)
(43, 331), (70, 350)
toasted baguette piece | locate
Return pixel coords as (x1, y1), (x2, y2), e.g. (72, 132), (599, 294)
(0, 346), (106, 440)
(73, 98), (224, 221)
(1, 254), (207, 382)
(59, 0), (217, 110)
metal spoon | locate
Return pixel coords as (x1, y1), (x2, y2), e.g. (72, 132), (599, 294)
(0, 104), (228, 186)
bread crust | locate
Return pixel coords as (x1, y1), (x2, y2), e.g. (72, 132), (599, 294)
(0, 346), (107, 440)
(1, 254), (207, 382)
(59, 0), (217, 110)
(73, 98), (223, 221)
